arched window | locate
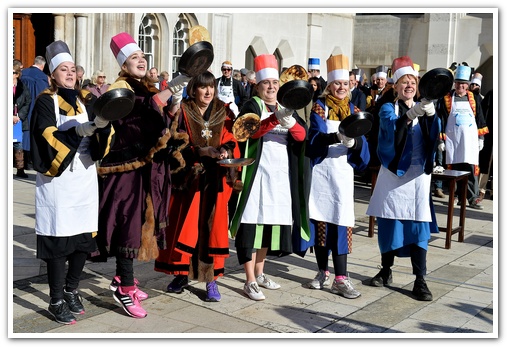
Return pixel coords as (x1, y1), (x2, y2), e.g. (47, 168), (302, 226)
(139, 14), (157, 70)
(172, 17), (188, 78)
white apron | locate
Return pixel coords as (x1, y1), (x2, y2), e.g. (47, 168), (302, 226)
(445, 96), (479, 165)
(366, 106), (432, 222)
(35, 95), (99, 236)
(217, 78), (239, 116)
(240, 106), (292, 225)
(308, 109), (355, 226)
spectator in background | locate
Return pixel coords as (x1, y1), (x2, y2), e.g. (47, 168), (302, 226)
(246, 70), (257, 98)
(20, 55), (50, 171)
(13, 60), (31, 178)
(159, 71), (170, 91)
(75, 65), (89, 89)
(148, 67), (160, 89)
(85, 70), (110, 98)
(233, 69), (242, 81)
(349, 70), (366, 111)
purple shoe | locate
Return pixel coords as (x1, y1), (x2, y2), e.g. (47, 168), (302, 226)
(109, 276), (148, 301)
(205, 280), (221, 302)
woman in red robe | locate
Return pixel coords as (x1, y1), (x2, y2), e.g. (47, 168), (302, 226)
(154, 71), (240, 302)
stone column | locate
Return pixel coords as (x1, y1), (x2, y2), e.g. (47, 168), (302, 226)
(74, 13), (89, 71)
(53, 13), (66, 42)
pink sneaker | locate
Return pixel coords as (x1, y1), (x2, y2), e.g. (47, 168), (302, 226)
(113, 287), (147, 318)
(109, 276), (148, 301)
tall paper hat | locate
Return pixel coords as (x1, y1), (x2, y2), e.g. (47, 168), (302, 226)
(46, 40), (74, 73)
(326, 54), (349, 86)
(454, 64), (472, 83)
(375, 65), (389, 79)
(391, 56), (417, 84)
(254, 54), (279, 82)
(308, 58), (320, 70)
(471, 72), (483, 86)
(110, 32), (142, 67)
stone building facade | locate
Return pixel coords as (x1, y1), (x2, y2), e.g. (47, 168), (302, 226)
(12, 10), (495, 94)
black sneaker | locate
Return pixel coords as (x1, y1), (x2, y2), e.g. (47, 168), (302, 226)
(412, 278), (433, 301)
(166, 275), (189, 293)
(63, 289), (85, 314)
(48, 299), (77, 325)
(369, 267), (393, 287)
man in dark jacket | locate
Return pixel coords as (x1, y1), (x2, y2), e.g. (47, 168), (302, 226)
(20, 55), (49, 170)
(349, 70), (366, 111)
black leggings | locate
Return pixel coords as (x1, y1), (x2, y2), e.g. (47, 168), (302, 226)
(45, 251), (88, 301)
(115, 256), (134, 287)
(314, 245), (347, 276)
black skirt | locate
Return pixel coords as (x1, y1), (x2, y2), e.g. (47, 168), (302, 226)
(36, 233), (97, 260)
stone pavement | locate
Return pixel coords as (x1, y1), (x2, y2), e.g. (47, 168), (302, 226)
(9, 169), (497, 338)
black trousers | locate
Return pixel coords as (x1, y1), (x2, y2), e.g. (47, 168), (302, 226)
(45, 251), (88, 301)
(381, 244), (427, 276)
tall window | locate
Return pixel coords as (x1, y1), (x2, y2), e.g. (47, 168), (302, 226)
(172, 18), (188, 78)
(139, 15), (156, 70)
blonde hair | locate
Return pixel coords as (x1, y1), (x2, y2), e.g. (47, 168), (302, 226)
(91, 69), (107, 85)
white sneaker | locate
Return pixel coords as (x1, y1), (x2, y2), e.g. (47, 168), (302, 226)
(243, 282), (266, 301)
(256, 273), (281, 290)
(308, 270), (330, 289)
(331, 277), (361, 299)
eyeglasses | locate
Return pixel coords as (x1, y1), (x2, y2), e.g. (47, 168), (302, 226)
(98, 76), (106, 78)
(13, 71), (19, 75)
(222, 68), (231, 71)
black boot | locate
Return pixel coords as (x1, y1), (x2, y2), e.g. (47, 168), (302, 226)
(412, 278), (433, 301)
(369, 267), (393, 287)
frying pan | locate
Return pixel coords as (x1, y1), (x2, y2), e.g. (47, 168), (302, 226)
(178, 41), (214, 77)
(277, 80), (314, 110)
(217, 158), (255, 167)
(338, 111), (373, 138)
(418, 68), (454, 100)
(93, 88), (135, 121)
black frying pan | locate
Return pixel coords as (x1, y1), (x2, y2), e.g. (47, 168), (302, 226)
(277, 80), (314, 110)
(338, 111), (373, 138)
(178, 41), (214, 77)
(419, 68), (454, 100)
(93, 88), (135, 121)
